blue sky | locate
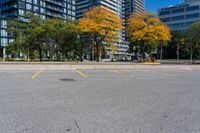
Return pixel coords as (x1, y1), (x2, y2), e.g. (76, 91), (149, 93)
(145, 0), (184, 13)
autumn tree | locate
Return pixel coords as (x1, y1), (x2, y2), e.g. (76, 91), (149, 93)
(128, 12), (171, 61)
(79, 6), (123, 61)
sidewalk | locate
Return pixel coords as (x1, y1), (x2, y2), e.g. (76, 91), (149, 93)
(0, 62), (199, 70)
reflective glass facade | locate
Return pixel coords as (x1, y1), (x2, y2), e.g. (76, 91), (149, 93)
(0, 17), (10, 47)
(158, 0), (200, 31)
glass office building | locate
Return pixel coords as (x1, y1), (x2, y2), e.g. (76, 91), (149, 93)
(158, 0), (200, 31)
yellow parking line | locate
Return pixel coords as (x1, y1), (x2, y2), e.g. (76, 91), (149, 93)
(75, 70), (88, 78)
(143, 62), (161, 65)
(32, 69), (45, 79)
(110, 70), (130, 77)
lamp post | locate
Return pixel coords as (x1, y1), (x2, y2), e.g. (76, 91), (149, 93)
(160, 40), (164, 63)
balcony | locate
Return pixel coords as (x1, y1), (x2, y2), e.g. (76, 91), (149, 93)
(46, 5), (64, 13)
(45, 0), (64, 7)
(0, 0), (17, 6)
(0, 4), (17, 12)
(46, 11), (65, 19)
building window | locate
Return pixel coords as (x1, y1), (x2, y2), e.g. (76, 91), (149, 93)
(26, 0), (32, 3)
(0, 38), (8, 46)
(9, 39), (14, 44)
(186, 13), (199, 19)
(40, 1), (45, 7)
(160, 17), (171, 22)
(19, 9), (25, 16)
(19, 1), (26, 9)
(1, 29), (7, 36)
(33, 0), (39, 5)
(172, 8), (184, 14)
(186, 5), (199, 11)
(40, 8), (45, 13)
(0, 20), (7, 28)
(172, 15), (184, 21)
(26, 3), (32, 10)
(33, 6), (39, 13)
(159, 10), (171, 16)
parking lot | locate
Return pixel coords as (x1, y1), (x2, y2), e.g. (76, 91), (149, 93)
(0, 67), (200, 133)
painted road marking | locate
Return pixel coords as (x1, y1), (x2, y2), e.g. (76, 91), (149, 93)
(32, 69), (46, 79)
(110, 70), (130, 77)
(75, 70), (88, 78)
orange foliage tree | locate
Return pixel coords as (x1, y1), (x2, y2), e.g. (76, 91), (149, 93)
(128, 12), (171, 61)
(79, 6), (123, 61)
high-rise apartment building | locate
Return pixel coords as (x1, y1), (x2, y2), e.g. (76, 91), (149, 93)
(76, 0), (123, 20)
(0, 0), (76, 20)
(0, 0), (76, 55)
(76, 0), (145, 59)
(0, 0), (144, 59)
(124, 0), (144, 40)
(124, 0), (145, 19)
(158, 0), (200, 31)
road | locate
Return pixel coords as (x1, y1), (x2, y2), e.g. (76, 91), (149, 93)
(0, 67), (200, 133)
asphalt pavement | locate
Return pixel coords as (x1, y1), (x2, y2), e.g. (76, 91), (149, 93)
(0, 68), (200, 133)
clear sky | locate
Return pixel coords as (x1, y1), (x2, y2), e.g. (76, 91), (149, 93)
(145, 0), (184, 13)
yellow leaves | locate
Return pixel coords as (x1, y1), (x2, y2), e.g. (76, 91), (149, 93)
(110, 44), (118, 54)
(79, 6), (123, 45)
(128, 12), (171, 45)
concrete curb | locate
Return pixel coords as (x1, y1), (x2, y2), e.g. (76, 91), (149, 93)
(0, 64), (199, 70)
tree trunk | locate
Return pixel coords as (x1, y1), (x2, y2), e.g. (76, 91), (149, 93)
(142, 47), (145, 62)
(27, 53), (30, 62)
(190, 46), (193, 64)
(177, 44), (180, 61)
(96, 44), (99, 62)
(39, 47), (42, 62)
(92, 44), (95, 61)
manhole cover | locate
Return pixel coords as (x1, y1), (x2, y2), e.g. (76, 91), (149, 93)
(60, 78), (76, 82)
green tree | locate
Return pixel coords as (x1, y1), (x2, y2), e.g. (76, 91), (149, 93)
(7, 14), (81, 62)
(44, 18), (81, 61)
(7, 13), (46, 61)
(187, 22), (200, 63)
(170, 31), (188, 60)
